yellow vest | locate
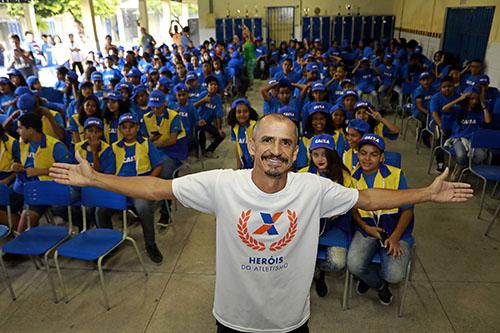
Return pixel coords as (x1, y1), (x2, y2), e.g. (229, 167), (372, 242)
(71, 114), (85, 142)
(351, 164), (401, 220)
(298, 165), (353, 188)
(75, 140), (111, 165)
(42, 110), (63, 139)
(232, 120), (256, 160)
(0, 134), (17, 173)
(19, 134), (60, 181)
(342, 148), (358, 173)
(112, 137), (152, 176)
(142, 109), (186, 145)
(103, 118), (123, 144)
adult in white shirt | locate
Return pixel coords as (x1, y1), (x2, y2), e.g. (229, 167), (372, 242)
(68, 33), (84, 75)
(49, 114), (473, 333)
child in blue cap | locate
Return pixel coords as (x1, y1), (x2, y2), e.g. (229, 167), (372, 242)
(299, 133), (353, 297)
(343, 118), (370, 172)
(411, 72), (437, 147)
(444, 86), (492, 180)
(98, 112), (165, 263)
(102, 91), (129, 144)
(75, 117), (115, 174)
(169, 83), (199, 150)
(69, 94), (102, 144)
(227, 98), (259, 169)
(354, 101), (400, 140)
(348, 133), (414, 307)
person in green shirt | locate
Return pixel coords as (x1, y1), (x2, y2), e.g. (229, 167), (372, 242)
(242, 25), (256, 85)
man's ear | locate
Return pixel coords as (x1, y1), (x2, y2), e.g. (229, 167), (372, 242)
(291, 141), (299, 164)
(248, 138), (255, 156)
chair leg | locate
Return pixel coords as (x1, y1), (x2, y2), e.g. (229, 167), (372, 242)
(97, 256), (111, 310)
(427, 147), (437, 175)
(44, 252), (58, 303)
(342, 270), (350, 310)
(485, 203), (500, 236)
(398, 249), (414, 317)
(53, 251), (69, 303)
(126, 236), (148, 276)
(478, 178), (488, 219)
(0, 252), (16, 300)
(458, 167), (469, 182)
(30, 255), (40, 270)
(491, 180), (499, 197)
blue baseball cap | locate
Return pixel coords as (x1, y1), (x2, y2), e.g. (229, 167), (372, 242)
(131, 85), (148, 99)
(309, 134), (335, 151)
(84, 117), (104, 129)
(308, 102), (333, 116)
(268, 79), (278, 85)
(415, 45), (423, 53)
(478, 75), (490, 85)
(311, 81), (326, 92)
(83, 94), (99, 105)
(314, 38), (321, 43)
(340, 78), (355, 87)
(7, 69), (22, 76)
(147, 89), (166, 107)
(463, 86), (480, 94)
(16, 93), (36, 112)
(118, 112), (139, 125)
(354, 100), (373, 110)
(158, 76), (172, 88)
(231, 98), (251, 110)
(186, 71), (198, 81)
(159, 65), (170, 74)
(174, 83), (188, 93)
(342, 89), (359, 99)
(255, 36), (263, 42)
(270, 40), (276, 45)
(277, 106), (297, 120)
(66, 71), (79, 81)
(103, 91), (122, 101)
(306, 62), (319, 72)
(90, 72), (103, 81)
(360, 57), (370, 62)
(116, 82), (134, 92)
(347, 119), (370, 133)
(278, 78), (292, 89)
(127, 67), (142, 78)
(79, 80), (94, 90)
(419, 72), (431, 80)
(0, 77), (10, 85)
(384, 54), (393, 61)
(147, 66), (159, 74)
(358, 133), (386, 152)
(26, 75), (39, 87)
(15, 86), (33, 96)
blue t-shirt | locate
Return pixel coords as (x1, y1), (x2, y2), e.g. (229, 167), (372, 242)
(411, 85), (436, 118)
(169, 101), (199, 136)
(452, 110), (485, 139)
(267, 96), (302, 122)
(117, 140), (165, 176)
(102, 68), (122, 86)
(377, 64), (400, 86)
(81, 141), (116, 174)
(230, 124), (253, 169)
(272, 70), (301, 84)
(197, 93), (223, 124)
(187, 86), (206, 105)
(430, 92), (460, 131)
(354, 68), (377, 93)
(464, 73), (481, 87)
(212, 70), (228, 93)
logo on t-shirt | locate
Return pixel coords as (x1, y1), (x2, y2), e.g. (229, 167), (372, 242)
(237, 209), (298, 252)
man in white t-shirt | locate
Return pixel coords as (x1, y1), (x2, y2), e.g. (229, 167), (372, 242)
(49, 114), (473, 333)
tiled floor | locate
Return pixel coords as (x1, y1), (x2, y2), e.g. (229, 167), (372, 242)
(1, 81), (500, 332)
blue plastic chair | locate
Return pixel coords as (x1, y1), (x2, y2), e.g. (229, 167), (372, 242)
(54, 187), (148, 310)
(427, 128), (455, 174)
(0, 184), (15, 300)
(384, 151), (402, 169)
(0, 181), (73, 302)
(458, 130), (500, 219)
(343, 239), (416, 317)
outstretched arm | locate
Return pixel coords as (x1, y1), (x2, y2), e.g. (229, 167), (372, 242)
(355, 168), (473, 211)
(49, 151), (175, 201)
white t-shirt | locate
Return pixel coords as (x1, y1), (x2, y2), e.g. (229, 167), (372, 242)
(172, 169), (359, 332)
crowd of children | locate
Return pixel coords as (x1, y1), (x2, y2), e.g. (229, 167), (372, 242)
(0, 31), (499, 304)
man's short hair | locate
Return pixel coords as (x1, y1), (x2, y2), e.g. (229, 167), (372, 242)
(19, 112), (43, 133)
(183, 26), (190, 33)
(9, 34), (20, 42)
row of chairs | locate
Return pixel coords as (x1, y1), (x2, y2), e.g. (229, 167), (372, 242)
(395, 99), (500, 234)
(0, 182), (147, 310)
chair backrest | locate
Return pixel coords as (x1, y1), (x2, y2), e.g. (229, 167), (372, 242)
(0, 183), (10, 206)
(24, 181), (72, 206)
(470, 129), (500, 150)
(81, 187), (127, 210)
(384, 151), (402, 169)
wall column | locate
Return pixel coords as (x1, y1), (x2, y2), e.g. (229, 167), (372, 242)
(80, 0), (100, 51)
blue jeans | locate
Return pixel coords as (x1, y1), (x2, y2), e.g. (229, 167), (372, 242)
(347, 231), (411, 288)
(453, 139), (488, 167)
(96, 198), (156, 246)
